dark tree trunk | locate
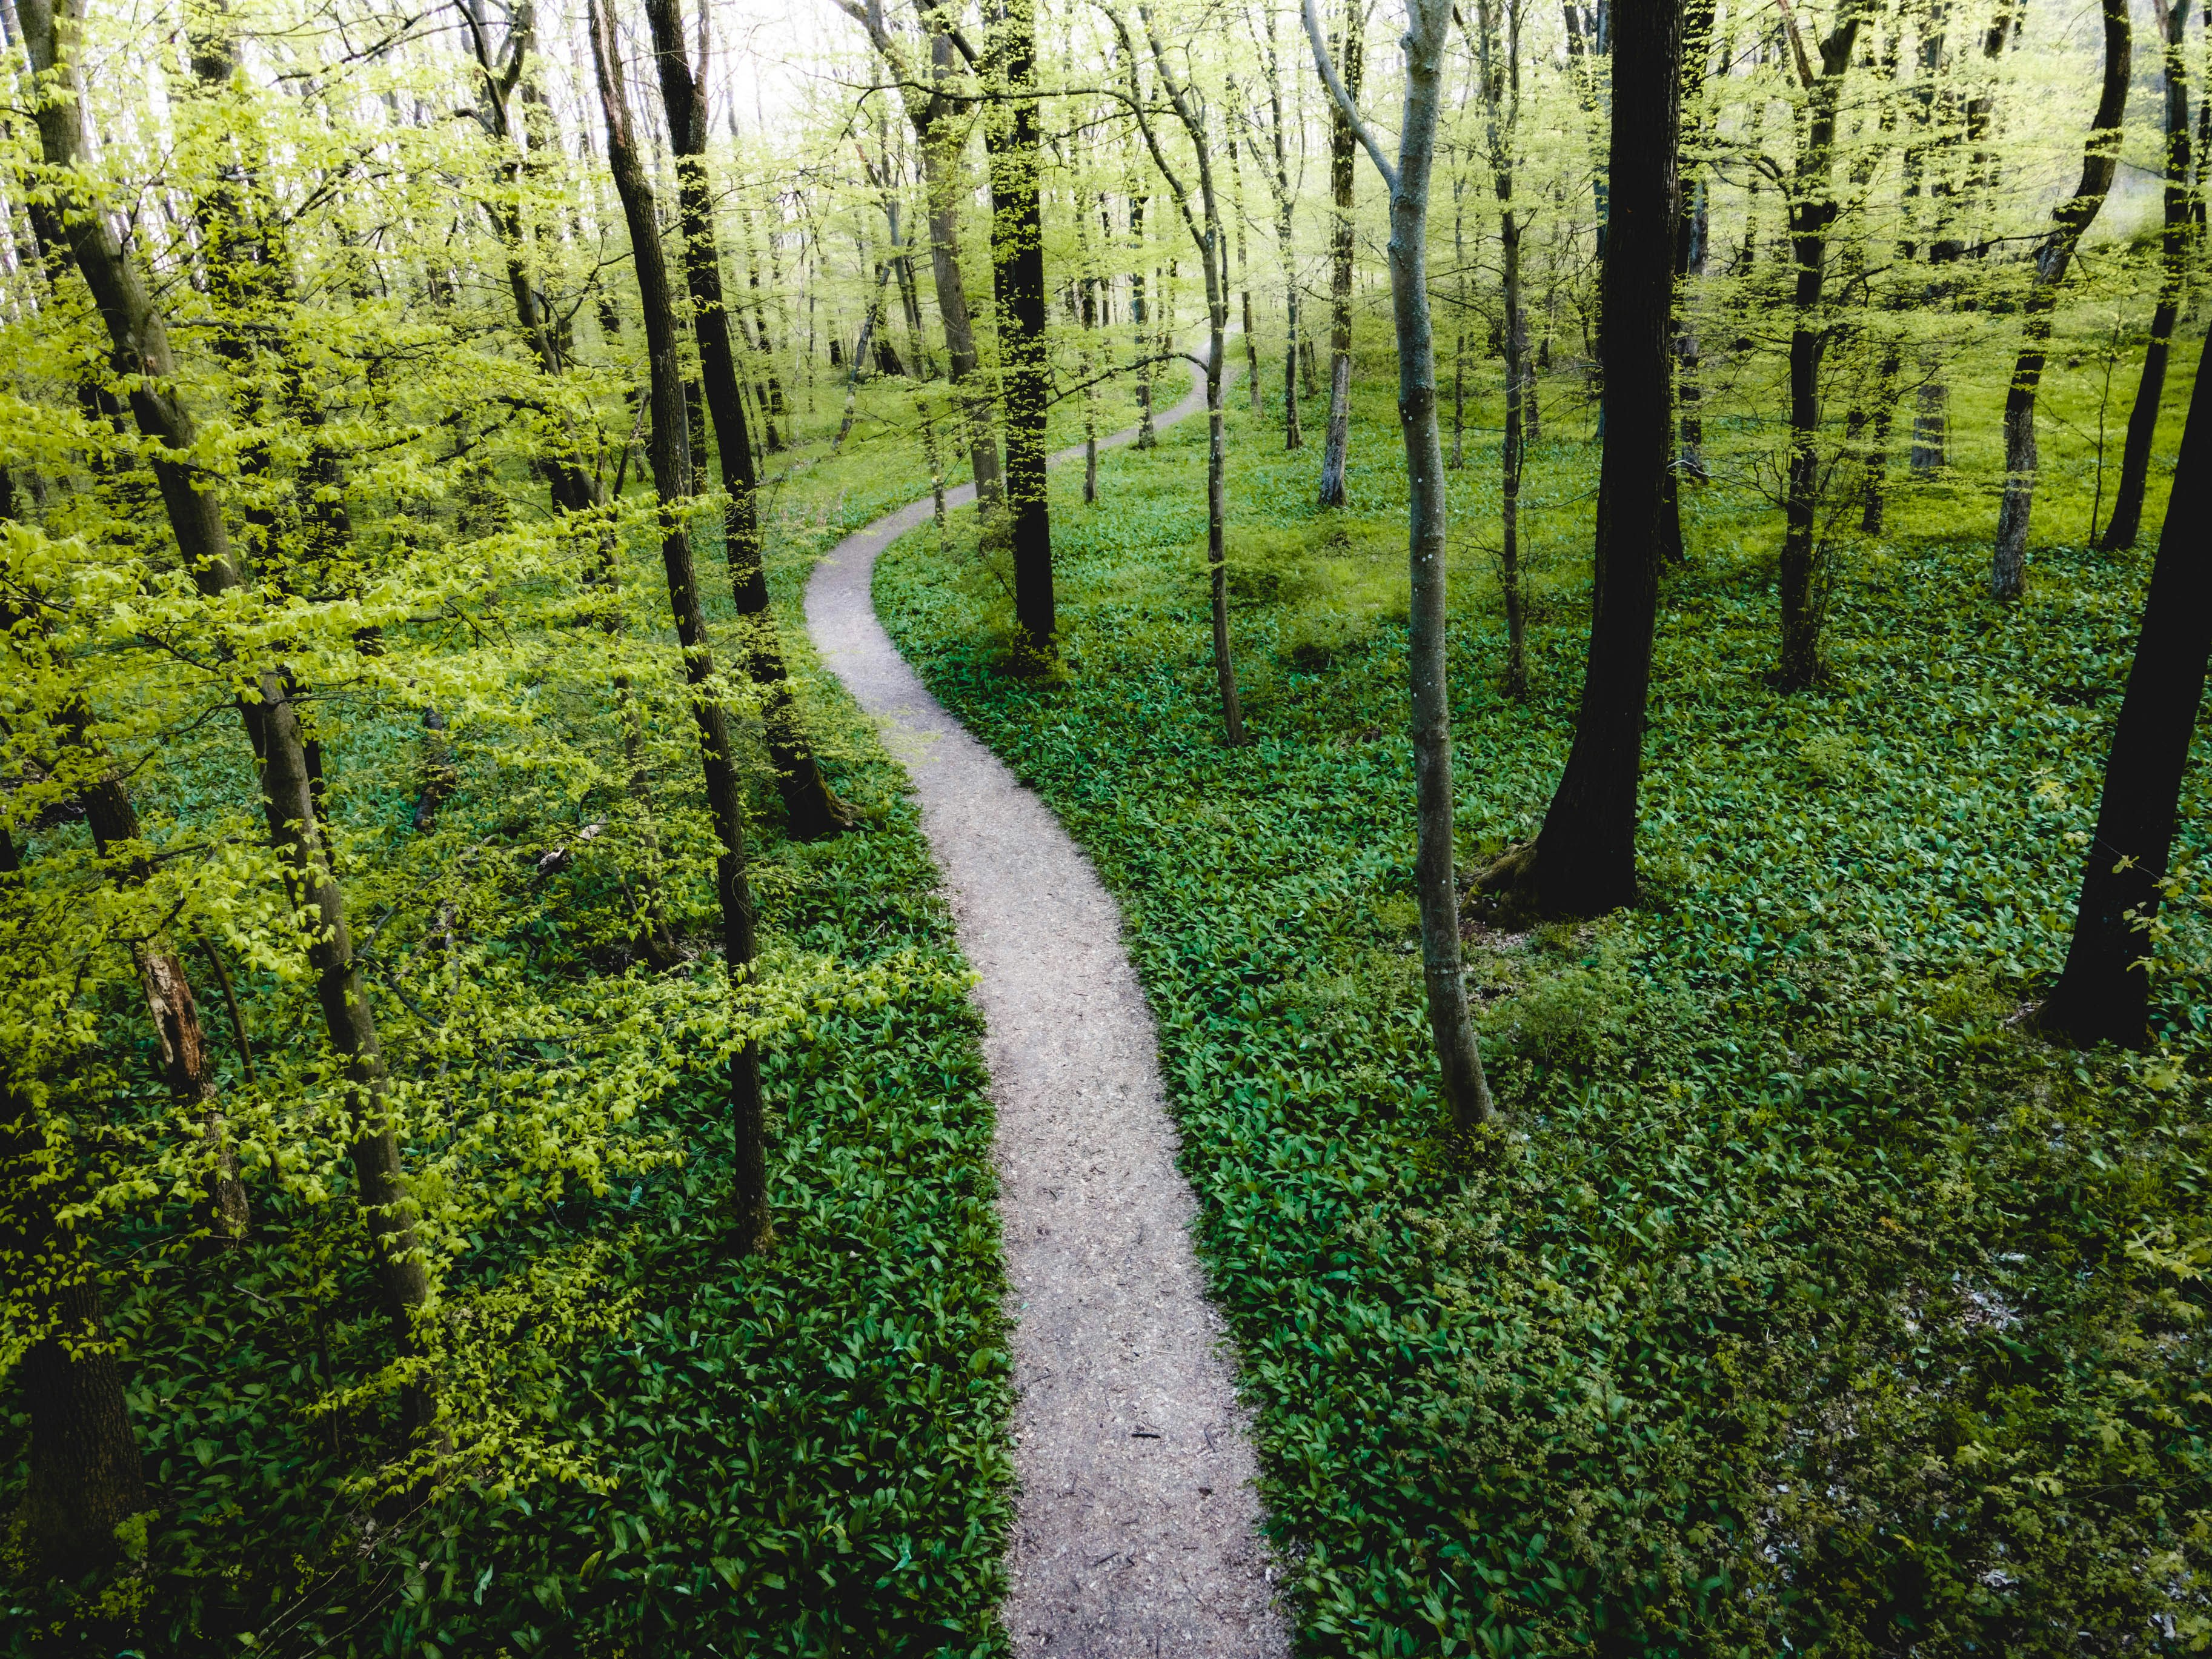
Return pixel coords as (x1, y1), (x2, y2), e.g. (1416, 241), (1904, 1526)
(1991, 0), (2129, 599)
(5, 1085), (146, 1580)
(642, 0), (849, 839)
(2043, 330), (2212, 1048)
(1318, 5), (1362, 507)
(1492, 0), (1681, 919)
(592, 0), (769, 1250)
(1308, 0), (1494, 1131)
(2096, 0), (2191, 554)
(986, 0), (1054, 659)
(1471, 0), (1527, 694)
(1775, 10), (1864, 691)
(24, 0), (435, 1432)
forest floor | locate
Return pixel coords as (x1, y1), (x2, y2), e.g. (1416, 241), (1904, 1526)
(12, 318), (2208, 1657)
(871, 330), (2212, 1654)
(807, 348), (1287, 1655)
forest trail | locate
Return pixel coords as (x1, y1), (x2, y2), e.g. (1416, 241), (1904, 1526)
(805, 350), (1288, 1657)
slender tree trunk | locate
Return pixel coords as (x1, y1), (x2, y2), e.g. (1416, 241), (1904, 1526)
(1307, 0), (1493, 1132)
(1122, 14), (1244, 743)
(590, 0), (768, 1252)
(78, 772), (252, 1245)
(1267, 16), (1306, 453)
(2043, 330), (2212, 1047)
(4, 1083), (146, 1580)
(1776, 14), (1864, 691)
(1132, 190), (1157, 448)
(987, 0), (1054, 659)
(24, 0), (435, 1434)
(2097, 0), (2191, 553)
(4, 580), (253, 1243)
(1471, 0), (1526, 693)
(1500, 205), (1528, 697)
(921, 390), (952, 536)
(1486, 0), (1681, 919)
(1075, 212), (1103, 504)
(642, 0), (848, 838)
(1318, 5), (1363, 507)
(1451, 186), (1467, 469)
(1231, 131), (1263, 410)
(1992, 0), (2129, 599)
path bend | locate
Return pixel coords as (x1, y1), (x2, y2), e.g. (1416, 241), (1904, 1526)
(804, 353), (1288, 1657)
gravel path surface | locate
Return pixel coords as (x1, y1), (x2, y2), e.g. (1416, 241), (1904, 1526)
(804, 350), (1289, 1658)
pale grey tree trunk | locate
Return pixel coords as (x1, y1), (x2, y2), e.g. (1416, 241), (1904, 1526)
(1307, 0), (1493, 1131)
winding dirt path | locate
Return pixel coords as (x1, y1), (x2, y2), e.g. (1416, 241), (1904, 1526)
(804, 353), (1287, 1657)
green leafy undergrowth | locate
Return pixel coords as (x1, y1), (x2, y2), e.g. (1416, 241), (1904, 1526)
(875, 374), (2211, 1655)
(4, 703), (1011, 1658)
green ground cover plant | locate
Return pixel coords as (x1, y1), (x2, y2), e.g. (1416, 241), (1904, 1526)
(4, 434), (1017, 1654)
(877, 325), (2212, 1655)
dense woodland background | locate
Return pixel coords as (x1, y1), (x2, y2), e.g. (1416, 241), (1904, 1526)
(3, 0), (2210, 1650)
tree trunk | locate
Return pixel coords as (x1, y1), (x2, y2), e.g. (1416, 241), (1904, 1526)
(2042, 329), (2212, 1048)
(2096, 0), (2191, 554)
(1075, 212), (1103, 504)
(1492, 0), (1681, 920)
(1123, 13), (1244, 744)
(1450, 187), (1467, 470)
(24, 0), (435, 1433)
(5, 582), (252, 1243)
(642, 0), (849, 839)
(1274, 19), (1300, 457)
(1775, 15), (1864, 691)
(76, 759), (253, 1245)
(1231, 132), (1263, 411)
(5, 1083), (146, 1580)
(1133, 190), (1157, 448)
(922, 17), (1003, 507)
(986, 0), (1054, 660)
(590, 0), (768, 1252)
(1318, 6), (1362, 507)
(1472, 0), (1526, 694)
(1991, 0), (2129, 600)
(1308, 0), (1494, 1132)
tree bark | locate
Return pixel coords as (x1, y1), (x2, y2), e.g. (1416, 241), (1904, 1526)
(1317, 4), (1363, 507)
(78, 773), (252, 1244)
(2042, 328), (2212, 1048)
(1120, 9), (1245, 745)
(1991, 0), (2129, 599)
(591, 0), (768, 1251)
(1775, 7), (1865, 691)
(840, 0), (1005, 508)
(986, 0), (1054, 659)
(1487, 0), (1681, 919)
(642, 0), (849, 838)
(1472, 0), (1527, 696)
(1274, 10), (1300, 451)
(1307, 0), (1494, 1132)
(23, 0), (435, 1432)
(2096, 0), (2191, 553)
(1230, 129), (1263, 411)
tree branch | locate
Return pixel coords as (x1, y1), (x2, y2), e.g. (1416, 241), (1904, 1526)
(1301, 0), (1398, 194)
